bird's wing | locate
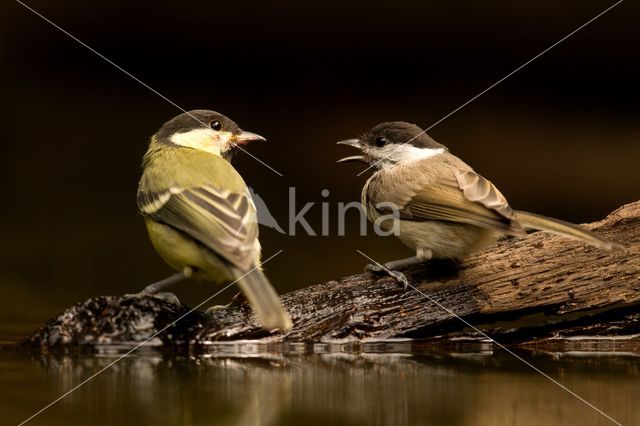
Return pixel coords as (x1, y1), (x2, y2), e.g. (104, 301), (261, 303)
(452, 170), (517, 220)
(137, 184), (259, 271)
(369, 162), (526, 236)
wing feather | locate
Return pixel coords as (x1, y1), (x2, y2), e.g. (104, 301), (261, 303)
(455, 170), (515, 219)
(137, 185), (259, 270)
(369, 159), (526, 236)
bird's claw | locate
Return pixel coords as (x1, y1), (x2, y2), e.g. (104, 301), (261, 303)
(205, 304), (229, 314)
(388, 270), (410, 291)
(123, 292), (181, 306)
(152, 292), (181, 305)
(365, 263), (411, 291)
(364, 263), (386, 274)
(229, 291), (248, 307)
(204, 292), (247, 314)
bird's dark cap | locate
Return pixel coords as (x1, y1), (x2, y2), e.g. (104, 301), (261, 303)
(362, 121), (446, 150)
(154, 110), (241, 140)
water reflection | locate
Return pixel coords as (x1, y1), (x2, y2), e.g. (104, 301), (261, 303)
(3, 347), (639, 426)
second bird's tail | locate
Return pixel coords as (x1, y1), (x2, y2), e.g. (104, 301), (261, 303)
(233, 266), (293, 331)
(515, 210), (624, 252)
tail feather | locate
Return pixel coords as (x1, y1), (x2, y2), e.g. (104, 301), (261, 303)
(515, 210), (624, 252)
(233, 267), (292, 331)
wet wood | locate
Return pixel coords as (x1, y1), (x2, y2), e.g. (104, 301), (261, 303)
(25, 201), (640, 351)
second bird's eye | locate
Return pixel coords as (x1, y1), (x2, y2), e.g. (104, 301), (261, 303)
(209, 120), (222, 131)
(375, 136), (387, 147)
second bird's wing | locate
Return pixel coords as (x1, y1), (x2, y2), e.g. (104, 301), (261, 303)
(369, 163), (526, 236)
(137, 185), (259, 271)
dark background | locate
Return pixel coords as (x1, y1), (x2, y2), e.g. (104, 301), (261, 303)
(1, 0), (638, 339)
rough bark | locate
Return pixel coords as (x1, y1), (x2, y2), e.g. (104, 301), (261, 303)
(25, 201), (640, 352)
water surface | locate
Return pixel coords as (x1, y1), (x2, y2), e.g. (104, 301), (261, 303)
(2, 343), (638, 426)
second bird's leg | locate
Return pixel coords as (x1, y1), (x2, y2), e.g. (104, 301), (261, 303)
(365, 249), (433, 291)
(364, 256), (423, 273)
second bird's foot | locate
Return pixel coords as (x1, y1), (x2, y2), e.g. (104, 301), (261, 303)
(364, 264), (411, 291)
(387, 270), (410, 291)
(364, 263), (386, 274)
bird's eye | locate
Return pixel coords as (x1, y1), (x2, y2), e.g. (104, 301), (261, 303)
(375, 136), (387, 147)
(209, 120), (222, 131)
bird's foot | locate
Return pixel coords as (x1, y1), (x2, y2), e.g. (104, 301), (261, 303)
(229, 291), (248, 307)
(364, 263), (411, 291)
(204, 292), (248, 315)
(364, 263), (386, 274)
(204, 304), (230, 314)
(364, 256), (426, 274)
(387, 270), (410, 291)
(123, 271), (188, 305)
(123, 291), (181, 306)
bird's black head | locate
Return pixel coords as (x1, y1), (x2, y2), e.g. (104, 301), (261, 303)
(155, 110), (239, 140)
(151, 109), (265, 160)
(337, 121), (447, 169)
(363, 122), (445, 150)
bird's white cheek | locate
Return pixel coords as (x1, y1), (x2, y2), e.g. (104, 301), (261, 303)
(170, 129), (233, 156)
(371, 145), (444, 165)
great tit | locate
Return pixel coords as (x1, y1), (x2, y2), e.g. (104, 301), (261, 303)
(338, 121), (623, 276)
(137, 110), (292, 331)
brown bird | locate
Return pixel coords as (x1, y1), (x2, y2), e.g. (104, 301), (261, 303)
(338, 121), (624, 282)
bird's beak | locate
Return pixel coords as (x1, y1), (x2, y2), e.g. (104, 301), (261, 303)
(233, 131), (266, 145)
(336, 138), (362, 148)
(337, 155), (367, 163)
(337, 138), (366, 163)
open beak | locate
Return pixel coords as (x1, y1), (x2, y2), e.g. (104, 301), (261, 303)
(337, 138), (366, 163)
(233, 131), (266, 145)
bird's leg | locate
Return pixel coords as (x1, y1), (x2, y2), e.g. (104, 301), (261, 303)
(365, 249), (433, 291)
(125, 267), (193, 305)
(141, 268), (191, 294)
(365, 256), (423, 273)
(365, 248), (433, 273)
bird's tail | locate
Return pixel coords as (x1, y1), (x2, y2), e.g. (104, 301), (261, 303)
(233, 267), (292, 331)
(515, 210), (624, 252)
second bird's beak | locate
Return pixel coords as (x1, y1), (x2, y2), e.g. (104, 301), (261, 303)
(233, 131), (266, 145)
(337, 138), (366, 163)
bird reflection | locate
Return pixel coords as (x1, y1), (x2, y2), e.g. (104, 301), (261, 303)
(22, 348), (640, 426)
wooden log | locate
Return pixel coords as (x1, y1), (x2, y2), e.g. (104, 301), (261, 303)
(25, 201), (640, 352)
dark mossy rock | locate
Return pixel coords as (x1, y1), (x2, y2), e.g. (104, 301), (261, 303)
(24, 296), (206, 351)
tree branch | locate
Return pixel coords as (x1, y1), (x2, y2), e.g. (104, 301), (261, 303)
(25, 201), (640, 352)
